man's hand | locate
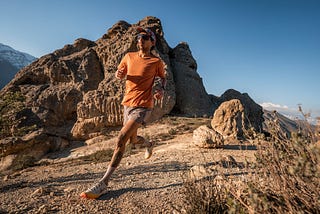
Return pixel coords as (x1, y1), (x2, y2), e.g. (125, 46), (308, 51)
(154, 89), (164, 100)
(115, 69), (126, 79)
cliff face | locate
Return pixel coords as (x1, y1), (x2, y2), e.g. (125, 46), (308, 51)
(0, 16), (219, 170)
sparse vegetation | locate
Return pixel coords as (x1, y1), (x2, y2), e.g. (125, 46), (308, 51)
(181, 176), (229, 213)
(168, 128), (177, 135)
(10, 155), (37, 171)
(2, 112), (319, 213)
(181, 110), (320, 213)
(0, 91), (34, 138)
(80, 149), (114, 163)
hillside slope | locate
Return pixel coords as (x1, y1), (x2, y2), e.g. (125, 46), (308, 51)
(0, 117), (258, 213)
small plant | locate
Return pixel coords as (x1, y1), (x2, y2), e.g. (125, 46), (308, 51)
(168, 128), (177, 135)
(180, 176), (229, 214)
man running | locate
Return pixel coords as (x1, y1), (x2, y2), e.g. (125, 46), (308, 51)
(80, 27), (166, 199)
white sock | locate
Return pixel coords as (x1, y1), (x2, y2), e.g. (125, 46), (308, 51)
(100, 166), (116, 185)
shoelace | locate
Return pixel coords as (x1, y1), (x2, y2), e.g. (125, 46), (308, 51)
(89, 182), (106, 192)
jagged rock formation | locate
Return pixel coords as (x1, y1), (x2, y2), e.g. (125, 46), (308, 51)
(171, 42), (217, 117)
(0, 16), (218, 171)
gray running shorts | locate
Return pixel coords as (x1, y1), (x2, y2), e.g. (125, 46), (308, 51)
(123, 106), (152, 126)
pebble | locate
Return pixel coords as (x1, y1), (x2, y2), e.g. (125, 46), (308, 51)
(31, 187), (43, 197)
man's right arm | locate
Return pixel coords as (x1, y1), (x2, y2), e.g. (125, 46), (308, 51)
(116, 54), (128, 79)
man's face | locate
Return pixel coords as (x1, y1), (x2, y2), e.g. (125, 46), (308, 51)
(137, 33), (153, 50)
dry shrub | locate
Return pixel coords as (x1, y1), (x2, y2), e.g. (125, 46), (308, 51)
(181, 111), (320, 213)
(245, 112), (320, 213)
(180, 175), (229, 214)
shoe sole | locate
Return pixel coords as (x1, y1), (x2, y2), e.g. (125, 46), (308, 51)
(80, 192), (98, 199)
(80, 189), (108, 199)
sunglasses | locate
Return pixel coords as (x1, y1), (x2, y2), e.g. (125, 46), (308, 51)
(137, 34), (151, 41)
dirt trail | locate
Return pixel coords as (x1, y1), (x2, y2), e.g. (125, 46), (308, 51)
(0, 117), (257, 213)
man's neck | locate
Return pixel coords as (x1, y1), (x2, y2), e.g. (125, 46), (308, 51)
(138, 50), (151, 58)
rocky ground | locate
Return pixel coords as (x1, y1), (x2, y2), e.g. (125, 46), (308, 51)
(0, 116), (258, 214)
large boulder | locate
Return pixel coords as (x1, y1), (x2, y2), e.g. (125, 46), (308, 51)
(211, 98), (264, 139)
(211, 99), (246, 139)
(192, 91), (265, 148)
(218, 89), (264, 133)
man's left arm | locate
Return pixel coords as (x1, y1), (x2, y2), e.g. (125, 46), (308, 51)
(154, 61), (166, 100)
(154, 77), (166, 100)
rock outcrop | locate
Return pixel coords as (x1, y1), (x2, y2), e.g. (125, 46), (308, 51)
(171, 42), (217, 117)
(193, 91), (265, 147)
(71, 17), (177, 139)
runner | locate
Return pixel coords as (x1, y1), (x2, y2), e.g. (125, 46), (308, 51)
(80, 27), (166, 199)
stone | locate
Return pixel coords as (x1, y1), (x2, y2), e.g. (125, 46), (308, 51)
(211, 99), (246, 139)
(189, 164), (210, 180)
(193, 125), (224, 148)
(217, 89), (264, 134)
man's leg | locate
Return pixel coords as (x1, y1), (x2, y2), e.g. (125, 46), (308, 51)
(129, 129), (137, 144)
(80, 119), (141, 199)
(100, 119), (141, 184)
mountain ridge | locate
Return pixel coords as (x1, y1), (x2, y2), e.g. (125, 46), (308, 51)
(0, 43), (37, 89)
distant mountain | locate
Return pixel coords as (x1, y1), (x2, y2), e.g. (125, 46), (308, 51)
(0, 43), (37, 89)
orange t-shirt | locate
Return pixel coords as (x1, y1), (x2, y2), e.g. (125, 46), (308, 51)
(118, 52), (165, 108)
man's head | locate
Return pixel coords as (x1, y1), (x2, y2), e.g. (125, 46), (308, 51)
(136, 27), (156, 51)
(137, 27), (156, 42)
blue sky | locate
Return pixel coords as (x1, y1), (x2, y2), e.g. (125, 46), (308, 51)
(1, 0), (319, 121)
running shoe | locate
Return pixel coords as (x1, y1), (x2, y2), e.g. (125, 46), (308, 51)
(80, 181), (108, 199)
(144, 141), (156, 159)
